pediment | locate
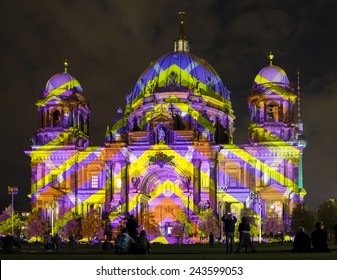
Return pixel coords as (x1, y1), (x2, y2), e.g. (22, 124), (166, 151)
(259, 184), (288, 199)
(38, 186), (65, 198)
(151, 113), (174, 129)
(151, 113), (172, 122)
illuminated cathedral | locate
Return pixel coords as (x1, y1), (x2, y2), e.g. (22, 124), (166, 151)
(25, 16), (306, 242)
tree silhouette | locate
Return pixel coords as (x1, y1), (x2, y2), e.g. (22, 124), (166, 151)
(198, 209), (220, 238)
(26, 211), (48, 241)
(290, 203), (316, 234)
(138, 209), (160, 237)
(0, 206), (21, 236)
(81, 209), (104, 240)
(317, 199), (337, 238)
(63, 212), (82, 239)
(263, 215), (285, 238)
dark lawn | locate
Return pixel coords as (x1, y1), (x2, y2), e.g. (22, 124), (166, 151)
(1, 241), (337, 260)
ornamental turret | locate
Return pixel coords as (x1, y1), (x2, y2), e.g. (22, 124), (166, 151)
(31, 60), (90, 148)
(248, 53), (297, 143)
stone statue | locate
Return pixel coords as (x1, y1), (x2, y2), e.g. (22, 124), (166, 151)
(131, 177), (140, 191)
(158, 127), (165, 143)
(182, 176), (191, 190)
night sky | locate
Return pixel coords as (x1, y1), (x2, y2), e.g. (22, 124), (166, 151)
(1, 0), (336, 212)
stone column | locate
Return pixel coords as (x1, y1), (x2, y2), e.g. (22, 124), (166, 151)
(209, 160), (217, 210)
(105, 162), (114, 212)
(121, 161), (129, 213)
(74, 162), (78, 213)
(298, 150), (304, 191)
(192, 159), (201, 213)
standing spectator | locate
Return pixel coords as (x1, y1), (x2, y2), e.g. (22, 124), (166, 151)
(45, 232), (53, 252)
(126, 214), (139, 241)
(279, 231), (285, 247)
(134, 230), (151, 255)
(311, 221), (330, 252)
(2, 235), (9, 252)
(69, 234), (76, 250)
(221, 213), (237, 253)
(53, 233), (61, 253)
(102, 236), (111, 251)
(333, 221), (337, 246)
(236, 217), (255, 253)
(292, 227), (311, 253)
(8, 235), (14, 252)
(209, 232), (214, 248)
(2, 234), (13, 253)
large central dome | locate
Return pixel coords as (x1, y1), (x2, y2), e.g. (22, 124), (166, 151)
(127, 51), (230, 105)
(106, 14), (235, 146)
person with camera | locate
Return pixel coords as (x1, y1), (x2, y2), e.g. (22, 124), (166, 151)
(221, 212), (237, 254)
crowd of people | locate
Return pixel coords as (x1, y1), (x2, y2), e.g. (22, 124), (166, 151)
(1, 234), (16, 252)
(44, 232), (62, 253)
(2, 213), (336, 255)
(219, 213), (337, 254)
(292, 221), (333, 253)
(41, 215), (337, 255)
(220, 213), (255, 253)
(114, 214), (151, 255)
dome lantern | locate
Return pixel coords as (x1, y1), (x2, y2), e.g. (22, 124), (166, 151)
(174, 11), (189, 52)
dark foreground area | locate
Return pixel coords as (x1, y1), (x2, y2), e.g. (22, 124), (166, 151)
(1, 241), (337, 260)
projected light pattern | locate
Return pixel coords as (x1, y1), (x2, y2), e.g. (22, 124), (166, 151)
(127, 52), (231, 104)
(26, 28), (306, 243)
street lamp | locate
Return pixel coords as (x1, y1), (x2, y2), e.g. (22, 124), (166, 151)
(8, 186), (18, 236)
(258, 197), (262, 243)
(219, 201), (223, 242)
(218, 191), (226, 243)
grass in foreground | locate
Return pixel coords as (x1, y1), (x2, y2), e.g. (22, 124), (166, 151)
(1, 241), (337, 260)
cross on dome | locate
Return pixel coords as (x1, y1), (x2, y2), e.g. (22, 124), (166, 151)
(268, 52), (274, 66)
(64, 59), (69, 73)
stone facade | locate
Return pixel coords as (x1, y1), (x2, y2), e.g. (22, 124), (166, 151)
(25, 23), (306, 242)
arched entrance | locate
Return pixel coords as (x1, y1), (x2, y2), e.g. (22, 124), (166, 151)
(137, 166), (192, 242)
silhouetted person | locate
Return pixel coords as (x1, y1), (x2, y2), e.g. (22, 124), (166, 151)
(209, 232), (215, 248)
(134, 230), (151, 254)
(69, 234), (76, 250)
(333, 221), (337, 246)
(3, 234), (13, 253)
(292, 227), (311, 253)
(102, 237), (111, 250)
(126, 214), (139, 241)
(115, 228), (135, 254)
(45, 232), (53, 252)
(279, 231), (285, 247)
(221, 213), (237, 253)
(311, 221), (330, 252)
(236, 217), (255, 253)
(53, 233), (61, 253)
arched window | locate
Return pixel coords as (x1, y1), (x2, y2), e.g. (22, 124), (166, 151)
(79, 114), (84, 131)
(225, 163), (240, 188)
(266, 103), (279, 122)
(52, 110), (61, 127)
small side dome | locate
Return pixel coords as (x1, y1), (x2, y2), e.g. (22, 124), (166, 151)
(254, 65), (290, 86)
(44, 72), (83, 96)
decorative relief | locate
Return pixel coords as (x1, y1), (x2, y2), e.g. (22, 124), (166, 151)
(148, 152), (175, 168)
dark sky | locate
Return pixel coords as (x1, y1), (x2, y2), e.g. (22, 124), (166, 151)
(1, 0), (336, 212)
